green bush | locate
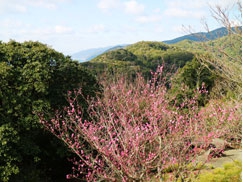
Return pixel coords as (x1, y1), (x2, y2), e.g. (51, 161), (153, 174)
(196, 161), (242, 182)
(0, 40), (101, 181)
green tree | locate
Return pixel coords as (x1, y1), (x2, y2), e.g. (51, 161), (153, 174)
(186, 2), (242, 100)
(176, 57), (214, 90)
(169, 57), (215, 107)
(0, 40), (101, 181)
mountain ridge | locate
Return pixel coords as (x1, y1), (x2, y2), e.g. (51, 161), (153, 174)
(163, 26), (241, 44)
(72, 26), (240, 62)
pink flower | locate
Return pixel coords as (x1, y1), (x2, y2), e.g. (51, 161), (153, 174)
(66, 174), (71, 179)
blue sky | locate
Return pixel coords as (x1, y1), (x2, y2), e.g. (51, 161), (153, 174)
(0, 0), (240, 55)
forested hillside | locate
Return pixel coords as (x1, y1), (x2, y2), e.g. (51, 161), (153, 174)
(172, 30), (242, 100)
(0, 41), (101, 181)
(82, 41), (194, 79)
(82, 25), (241, 100)
(71, 26), (238, 62)
(163, 26), (241, 44)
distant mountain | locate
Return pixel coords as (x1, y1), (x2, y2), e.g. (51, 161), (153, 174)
(71, 46), (113, 62)
(72, 26), (241, 62)
(71, 44), (128, 62)
(163, 26), (241, 44)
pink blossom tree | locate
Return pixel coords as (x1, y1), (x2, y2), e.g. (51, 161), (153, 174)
(38, 66), (237, 181)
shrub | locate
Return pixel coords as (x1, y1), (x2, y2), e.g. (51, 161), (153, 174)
(196, 160), (242, 182)
(199, 100), (242, 147)
(39, 66), (238, 181)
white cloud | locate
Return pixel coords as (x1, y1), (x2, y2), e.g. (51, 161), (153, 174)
(164, 8), (205, 18)
(172, 25), (187, 34)
(153, 8), (161, 13)
(2, 19), (25, 28)
(54, 25), (73, 34)
(166, 0), (239, 10)
(154, 25), (164, 33)
(207, 0), (240, 9)
(164, 8), (190, 17)
(0, 0), (70, 14)
(164, 0), (240, 19)
(0, 23), (74, 41)
(28, 0), (71, 9)
(164, 0), (208, 19)
(97, 0), (146, 15)
(14, 4), (27, 12)
(88, 24), (106, 33)
(0, 1), (27, 13)
(124, 0), (145, 15)
(167, 0), (206, 9)
(97, 0), (120, 12)
(135, 15), (162, 23)
(24, 26), (73, 37)
(30, 0), (57, 9)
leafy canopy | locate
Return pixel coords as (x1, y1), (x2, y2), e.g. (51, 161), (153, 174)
(0, 40), (101, 181)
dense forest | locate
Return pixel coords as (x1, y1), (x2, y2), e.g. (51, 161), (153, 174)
(0, 4), (242, 182)
(0, 41), (101, 181)
(82, 41), (194, 80)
